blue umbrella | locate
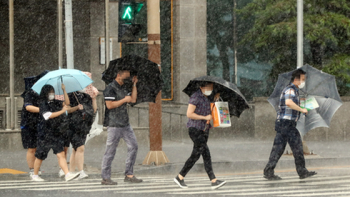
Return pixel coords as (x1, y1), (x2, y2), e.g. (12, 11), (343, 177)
(31, 68), (93, 95)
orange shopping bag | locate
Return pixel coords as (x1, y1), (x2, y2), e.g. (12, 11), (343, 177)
(211, 101), (231, 128)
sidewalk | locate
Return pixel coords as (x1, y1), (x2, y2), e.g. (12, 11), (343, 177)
(1, 133), (350, 179)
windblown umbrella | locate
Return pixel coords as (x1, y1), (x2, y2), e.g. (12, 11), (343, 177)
(102, 55), (163, 105)
(268, 64), (343, 136)
(21, 70), (49, 98)
(32, 68), (93, 95)
(183, 76), (250, 117)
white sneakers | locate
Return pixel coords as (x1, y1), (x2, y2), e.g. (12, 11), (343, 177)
(58, 169), (65, 178)
(76, 170), (89, 180)
(29, 169), (41, 177)
(65, 172), (80, 182)
(31, 169), (83, 182)
(31, 175), (45, 182)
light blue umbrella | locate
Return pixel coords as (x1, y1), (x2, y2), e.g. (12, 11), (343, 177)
(32, 68), (93, 95)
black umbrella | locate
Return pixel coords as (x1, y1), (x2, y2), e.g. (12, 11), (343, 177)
(102, 55), (163, 105)
(21, 70), (49, 98)
(268, 64), (343, 136)
(183, 76), (250, 118)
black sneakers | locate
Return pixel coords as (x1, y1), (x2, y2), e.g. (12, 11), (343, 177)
(174, 175), (188, 188)
(300, 171), (317, 179)
(264, 174), (282, 180)
(124, 176), (143, 183)
(101, 179), (118, 185)
(211, 180), (226, 190)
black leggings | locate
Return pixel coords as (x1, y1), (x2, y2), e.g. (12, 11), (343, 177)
(179, 127), (216, 180)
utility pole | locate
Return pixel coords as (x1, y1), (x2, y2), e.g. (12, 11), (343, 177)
(105, 0), (110, 69)
(58, 0), (63, 68)
(65, 0), (74, 69)
(9, 0), (15, 130)
(142, 0), (169, 165)
(233, 0), (238, 84)
(297, 0), (310, 154)
(297, 0), (303, 69)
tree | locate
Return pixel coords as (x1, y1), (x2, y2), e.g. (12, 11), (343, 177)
(238, 0), (350, 95)
(207, 0), (234, 82)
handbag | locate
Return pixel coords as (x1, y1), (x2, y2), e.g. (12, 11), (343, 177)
(210, 98), (231, 128)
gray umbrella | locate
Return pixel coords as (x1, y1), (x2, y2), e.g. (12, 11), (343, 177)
(268, 64), (343, 136)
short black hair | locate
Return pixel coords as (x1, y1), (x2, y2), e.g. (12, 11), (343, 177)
(40, 84), (55, 101)
(291, 69), (306, 82)
(117, 67), (130, 75)
(198, 81), (213, 88)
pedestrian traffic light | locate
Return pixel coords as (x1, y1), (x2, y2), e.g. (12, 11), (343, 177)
(118, 0), (144, 43)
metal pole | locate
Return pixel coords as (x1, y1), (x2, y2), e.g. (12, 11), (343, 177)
(297, 0), (310, 154)
(65, 0), (74, 69)
(5, 97), (11, 130)
(105, 0), (110, 68)
(297, 0), (303, 68)
(9, 0), (14, 129)
(58, 0), (63, 68)
(233, 0), (238, 84)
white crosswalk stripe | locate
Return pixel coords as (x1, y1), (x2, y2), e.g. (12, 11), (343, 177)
(1, 175), (350, 196)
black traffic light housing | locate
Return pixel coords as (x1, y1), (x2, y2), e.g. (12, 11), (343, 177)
(118, 0), (144, 43)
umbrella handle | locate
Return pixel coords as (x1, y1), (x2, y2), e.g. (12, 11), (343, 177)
(73, 92), (81, 105)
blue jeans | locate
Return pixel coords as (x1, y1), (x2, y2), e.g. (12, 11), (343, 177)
(264, 119), (309, 177)
(101, 125), (138, 179)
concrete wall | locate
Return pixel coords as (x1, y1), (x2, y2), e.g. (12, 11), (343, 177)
(0, 0), (94, 95)
(173, 0), (207, 103)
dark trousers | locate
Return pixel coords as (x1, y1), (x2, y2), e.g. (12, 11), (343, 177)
(264, 119), (309, 177)
(179, 127), (216, 180)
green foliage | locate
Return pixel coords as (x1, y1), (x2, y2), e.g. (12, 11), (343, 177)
(238, 0), (350, 95)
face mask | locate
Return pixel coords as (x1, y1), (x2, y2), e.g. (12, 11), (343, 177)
(204, 90), (212, 96)
(123, 77), (132, 83)
(299, 81), (305, 89)
(123, 77), (133, 85)
(48, 93), (55, 101)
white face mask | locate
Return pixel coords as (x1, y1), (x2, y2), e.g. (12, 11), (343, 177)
(298, 81), (305, 89)
(48, 93), (55, 101)
(204, 90), (212, 96)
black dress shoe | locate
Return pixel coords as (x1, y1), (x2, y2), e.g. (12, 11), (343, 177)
(300, 171), (317, 179)
(264, 175), (282, 180)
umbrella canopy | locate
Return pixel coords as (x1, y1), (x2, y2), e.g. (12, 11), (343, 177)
(21, 70), (49, 98)
(268, 64), (343, 135)
(102, 55), (163, 105)
(183, 76), (250, 118)
(32, 68), (93, 95)
(55, 71), (99, 101)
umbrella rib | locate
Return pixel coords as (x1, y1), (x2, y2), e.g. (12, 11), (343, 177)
(305, 75), (332, 96)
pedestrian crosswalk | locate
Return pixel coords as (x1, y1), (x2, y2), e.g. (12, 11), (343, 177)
(2, 174), (350, 196)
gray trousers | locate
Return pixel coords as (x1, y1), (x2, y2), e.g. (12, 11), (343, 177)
(101, 125), (138, 179)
